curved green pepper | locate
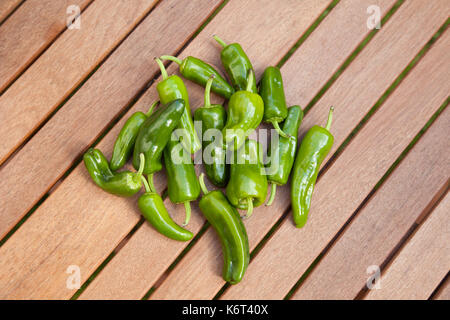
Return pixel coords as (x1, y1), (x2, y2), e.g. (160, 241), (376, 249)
(138, 175), (193, 241)
(226, 139), (268, 218)
(160, 55), (234, 100)
(213, 35), (257, 93)
(132, 99), (185, 175)
(83, 148), (144, 197)
(260, 66), (289, 138)
(155, 58), (201, 154)
(194, 75), (229, 187)
(291, 107), (334, 228)
(266, 106), (303, 206)
(164, 138), (200, 226)
(222, 70), (264, 151)
(198, 173), (249, 284)
(110, 101), (158, 171)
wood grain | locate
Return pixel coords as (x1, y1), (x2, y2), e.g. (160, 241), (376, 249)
(79, 0), (333, 300)
(0, 0), (222, 299)
(0, 0), (22, 23)
(220, 14), (450, 300)
(0, 0), (92, 92)
(0, 0), (157, 165)
(292, 105), (450, 299)
(365, 192), (450, 300)
(434, 277), (450, 300)
(152, 0), (448, 300)
(0, 0), (221, 240)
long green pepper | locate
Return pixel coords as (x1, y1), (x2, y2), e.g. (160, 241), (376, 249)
(194, 75), (229, 187)
(155, 58), (201, 154)
(160, 55), (234, 99)
(266, 105), (303, 206)
(198, 174), (249, 284)
(291, 107), (334, 228)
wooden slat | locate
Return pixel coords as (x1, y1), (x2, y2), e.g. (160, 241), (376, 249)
(365, 192), (450, 300)
(0, 0), (221, 240)
(0, 0), (92, 92)
(0, 0), (222, 299)
(79, 0), (334, 300)
(221, 26), (450, 300)
(152, 0), (448, 299)
(0, 0), (157, 165)
(434, 277), (450, 300)
(0, 0), (22, 23)
(292, 105), (450, 299)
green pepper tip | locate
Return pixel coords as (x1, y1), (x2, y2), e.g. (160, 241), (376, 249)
(325, 106), (334, 131)
(266, 183), (276, 206)
(160, 55), (183, 65)
(155, 57), (168, 80)
(199, 173), (209, 195)
(183, 201), (191, 226)
(213, 35), (227, 48)
(271, 120), (290, 139)
(243, 198), (253, 219)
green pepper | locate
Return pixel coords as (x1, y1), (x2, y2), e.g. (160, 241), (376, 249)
(198, 173), (249, 284)
(260, 66), (290, 138)
(222, 70), (264, 151)
(160, 55), (234, 100)
(164, 137), (201, 226)
(226, 139), (268, 218)
(110, 101), (158, 171)
(138, 174), (193, 241)
(155, 58), (201, 154)
(83, 148), (144, 197)
(291, 107), (334, 228)
(213, 35), (257, 93)
(194, 75), (229, 187)
(266, 106), (303, 206)
(132, 99), (185, 175)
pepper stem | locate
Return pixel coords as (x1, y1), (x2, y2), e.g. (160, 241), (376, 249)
(325, 106), (334, 131)
(244, 198), (254, 219)
(141, 176), (151, 193)
(146, 101), (159, 117)
(271, 121), (290, 138)
(137, 153), (145, 176)
(199, 173), (209, 195)
(147, 173), (156, 193)
(204, 74), (215, 108)
(213, 35), (227, 48)
(160, 55), (183, 65)
(266, 183), (277, 206)
(183, 201), (191, 226)
(155, 57), (168, 80)
(246, 70), (254, 92)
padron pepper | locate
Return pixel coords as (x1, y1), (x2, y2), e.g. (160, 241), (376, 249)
(222, 70), (264, 151)
(226, 139), (268, 218)
(155, 57), (201, 154)
(291, 107), (334, 228)
(133, 99), (185, 175)
(260, 66), (290, 138)
(138, 174), (193, 241)
(110, 101), (158, 171)
(160, 55), (234, 99)
(198, 173), (249, 284)
(266, 105), (303, 206)
(213, 35), (257, 93)
(84, 148), (144, 197)
(164, 137), (201, 226)
(194, 75), (229, 187)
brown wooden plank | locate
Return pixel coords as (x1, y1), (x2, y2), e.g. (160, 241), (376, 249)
(292, 104), (450, 299)
(0, 0), (22, 23)
(221, 26), (450, 300)
(434, 277), (450, 300)
(0, 0), (222, 240)
(0, 0), (92, 92)
(151, 0), (448, 299)
(365, 192), (450, 300)
(78, 0), (334, 300)
(0, 0), (158, 165)
(0, 0), (223, 299)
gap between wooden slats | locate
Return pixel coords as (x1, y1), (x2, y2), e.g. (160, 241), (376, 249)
(0, 0), (23, 24)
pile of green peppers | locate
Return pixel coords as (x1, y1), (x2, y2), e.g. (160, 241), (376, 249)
(83, 35), (335, 285)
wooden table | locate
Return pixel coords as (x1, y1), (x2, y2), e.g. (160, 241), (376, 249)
(0, 0), (448, 300)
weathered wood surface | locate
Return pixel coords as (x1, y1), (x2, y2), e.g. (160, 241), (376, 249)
(0, 0), (22, 23)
